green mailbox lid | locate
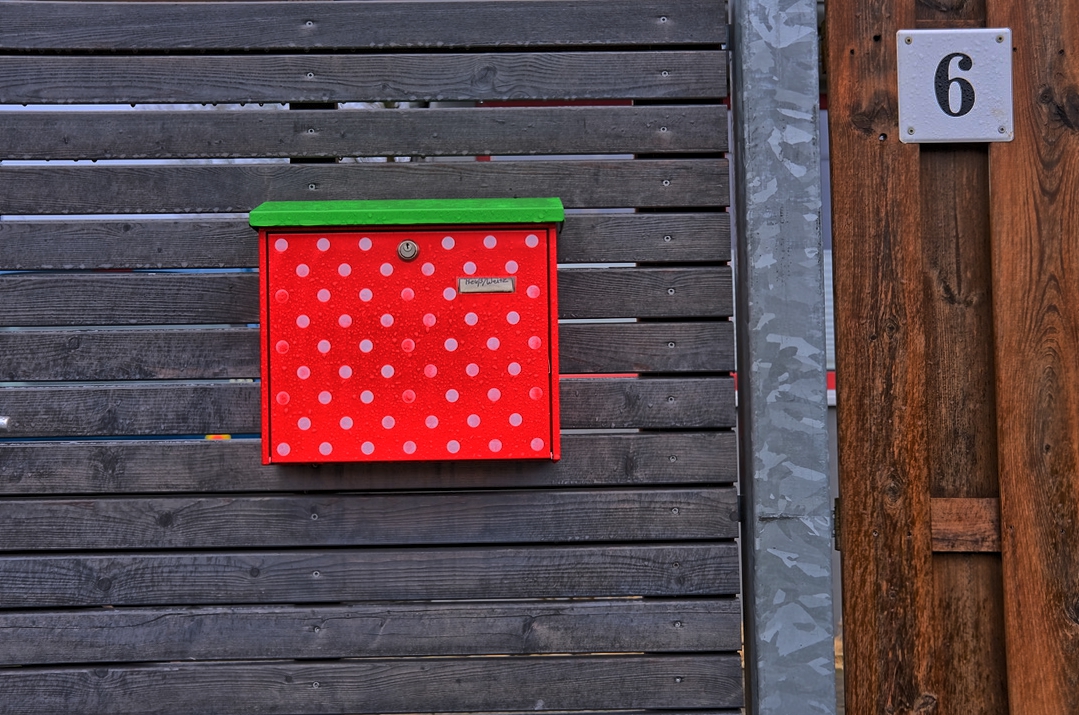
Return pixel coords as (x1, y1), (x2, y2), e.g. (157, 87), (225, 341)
(249, 198), (564, 228)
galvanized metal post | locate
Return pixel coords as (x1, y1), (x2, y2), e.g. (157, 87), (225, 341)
(731, 0), (837, 713)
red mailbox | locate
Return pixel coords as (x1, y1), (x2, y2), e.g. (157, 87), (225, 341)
(251, 198), (563, 464)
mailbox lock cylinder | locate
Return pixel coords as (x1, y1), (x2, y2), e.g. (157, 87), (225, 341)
(397, 240), (419, 261)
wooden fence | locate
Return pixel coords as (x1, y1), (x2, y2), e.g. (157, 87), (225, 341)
(0, 1), (738, 713)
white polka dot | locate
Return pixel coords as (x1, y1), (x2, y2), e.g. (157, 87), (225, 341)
(340, 416), (353, 429)
(529, 386), (544, 400)
(338, 263), (352, 277)
(443, 287), (457, 301)
(317, 339), (331, 354)
(276, 340), (289, 354)
(360, 288), (373, 302)
(338, 314), (352, 328)
(317, 237), (331, 251)
(447, 440), (461, 454)
(275, 238), (289, 252)
(465, 312), (479, 326)
(401, 338), (415, 353)
(380, 262), (393, 276)
(361, 441), (375, 455)
(276, 391), (290, 405)
(381, 313), (394, 327)
(489, 439), (503, 452)
(463, 261), (477, 275)
(381, 364), (395, 378)
(298, 417), (311, 430)
(275, 289), (289, 303)
(487, 337), (500, 350)
(445, 338), (458, 351)
(442, 236), (455, 250)
(484, 235), (497, 249)
(359, 237), (372, 251)
(361, 390), (374, 404)
(422, 262), (435, 276)
(402, 389), (416, 403)
(277, 443), (291, 456)
(426, 415), (439, 428)
(467, 414), (481, 428)
(466, 363), (479, 377)
(339, 365), (352, 379)
(525, 234), (539, 248)
(382, 415), (395, 429)
(360, 339), (373, 353)
(317, 288), (331, 302)
(423, 313), (437, 328)
(446, 389), (459, 402)
(297, 365), (311, 379)
(318, 390), (332, 404)
(319, 442), (333, 455)
(529, 336), (542, 349)
(488, 387), (501, 402)
(401, 287), (415, 301)
(527, 285), (541, 299)
(509, 413), (523, 427)
(296, 264), (310, 277)
(506, 311), (520, 325)
(424, 364), (438, 378)
(531, 438), (545, 451)
(296, 314), (310, 328)
(505, 260), (518, 274)
(403, 441), (417, 455)
(508, 362), (521, 376)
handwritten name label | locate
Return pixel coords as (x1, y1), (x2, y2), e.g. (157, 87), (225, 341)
(458, 277), (516, 294)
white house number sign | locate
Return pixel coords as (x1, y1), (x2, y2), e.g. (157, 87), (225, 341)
(897, 28), (1014, 143)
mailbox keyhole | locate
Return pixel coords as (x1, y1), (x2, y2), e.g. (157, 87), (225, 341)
(397, 240), (419, 261)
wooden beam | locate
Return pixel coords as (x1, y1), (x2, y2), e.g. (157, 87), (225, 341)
(930, 498), (1001, 553)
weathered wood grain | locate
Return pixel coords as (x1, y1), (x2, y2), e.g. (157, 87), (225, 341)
(0, 655), (743, 714)
(0, 322), (733, 381)
(0, 488), (738, 550)
(0, 105), (727, 160)
(0, 378), (735, 437)
(989, 0), (1079, 711)
(0, 213), (730, 270)
(930, 497), (1001, 553)
(0, 52), (727, 105)
(0, 543), (739, 607)
(0, 432), (737, 495)
(0, 160), (729, 214)
(0, 0), (729, 50)
(0, 268), (733, 326)
(0, 599), (741, 665)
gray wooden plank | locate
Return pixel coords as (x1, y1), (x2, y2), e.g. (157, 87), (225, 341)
(0, 213), (730, 270)
(0, 543), (740, 606)
(0, 599), (742, 665)
(0, 159), (729, 214)
(0, 267), (733, 326)
(0, 322), (733, 381)
(0, 432), (738, 495)
(0, 377), (735, 437)
(0, 52), (727, 104)
(0, 0), (729, 50)
(0, 488), (738, 550)
(0, 655), (743, 713)
(0, 105), (728, 160)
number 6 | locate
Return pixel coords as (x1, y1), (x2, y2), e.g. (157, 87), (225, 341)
(935, 52), (976, 117)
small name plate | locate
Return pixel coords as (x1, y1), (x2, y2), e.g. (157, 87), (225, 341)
(458, 277), (516, 294)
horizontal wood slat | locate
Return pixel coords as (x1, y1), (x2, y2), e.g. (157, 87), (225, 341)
(0, 213), (731, 270)
(0, 52), (727, 105)
(0, 0), (729, 50)
(930, 497), (1001, 553)
(0, 378), (735, 437)
(0, 105), (728, 160)
(0, 322), (733, 381)
(0, 268), (733, 326)
(0, 599), (741, 665)
(0, 432), (737, 495)
(0, 543), (739, 607)
(0, 160), (729, 214)
(0, 655), (743, 714)
(0, 488), (738, 550)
